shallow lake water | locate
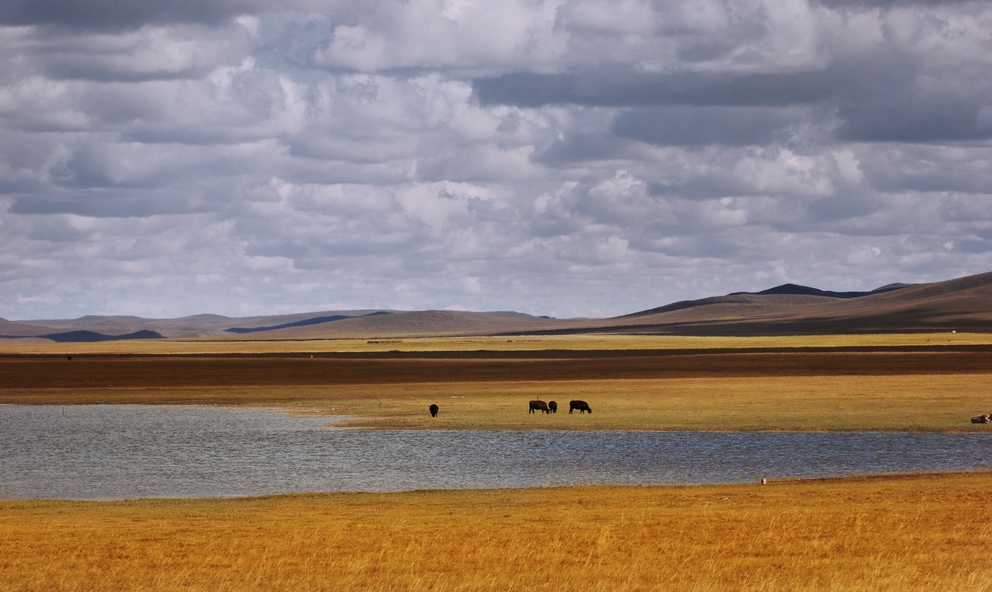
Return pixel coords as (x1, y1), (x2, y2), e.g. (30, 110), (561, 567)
(2, 404), (991, 500)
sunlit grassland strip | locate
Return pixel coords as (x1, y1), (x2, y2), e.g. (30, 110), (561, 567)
(4, 374), (991, 432)
(2, 332), (991, 355)
(1, 473), (989, 591)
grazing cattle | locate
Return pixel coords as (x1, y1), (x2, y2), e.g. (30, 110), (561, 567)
(548, 401), (558, 414)
(429, 404), (439, 418)
(569, 400), (592, 414)
(971, 414), (991, 424)
(529, 400), (550, 414)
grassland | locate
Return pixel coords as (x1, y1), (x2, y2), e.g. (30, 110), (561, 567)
(3, 334), (991, 590)
(3, 374), (989, 432)
(2, 331), (992, 431)
(3, 331), (992, 355)
(2, 472), (990, 591)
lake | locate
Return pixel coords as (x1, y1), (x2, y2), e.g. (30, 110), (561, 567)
(2, 404), (990, 500)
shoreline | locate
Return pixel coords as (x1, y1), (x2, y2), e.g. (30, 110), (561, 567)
(5, 399), (992, 433)
(4, 471), (990, 591)
(3, 469), (990, 504)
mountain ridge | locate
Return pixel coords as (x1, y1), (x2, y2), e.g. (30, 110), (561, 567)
(2, 272), (991, 341)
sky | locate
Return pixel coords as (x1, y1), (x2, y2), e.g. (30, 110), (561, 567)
(1, 0), (991, 320)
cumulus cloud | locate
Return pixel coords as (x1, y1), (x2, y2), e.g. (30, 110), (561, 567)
(312, 0), (566, 73)
(0, 0), (991, 319)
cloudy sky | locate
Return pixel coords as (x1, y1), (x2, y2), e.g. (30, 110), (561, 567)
(1, 0), (991, 320)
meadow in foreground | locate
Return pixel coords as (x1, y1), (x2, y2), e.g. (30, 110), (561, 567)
(1, 473), (990, 591)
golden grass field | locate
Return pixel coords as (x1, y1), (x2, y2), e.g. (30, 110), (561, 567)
(2, 331), (992, 355)
(2, 332), (992, 431)
(1, 472), (990, 592)
(3, 333), (991, 590)
(4, 374), (988, 432)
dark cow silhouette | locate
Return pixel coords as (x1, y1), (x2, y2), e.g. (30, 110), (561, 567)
(548, 401), (558, 413)
(529, 400), (550, 414)
(429, 404), (439, 417)
(569, 400), (592, 414)
(971, 414), (991, 424)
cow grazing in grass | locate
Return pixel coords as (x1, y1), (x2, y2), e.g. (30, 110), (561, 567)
(429, 404), (439, 418)
(569, 400), (592, 414)
(971, 414), (991, 424)
(529, 400), (550, 414)
(548, 401), (558, 414)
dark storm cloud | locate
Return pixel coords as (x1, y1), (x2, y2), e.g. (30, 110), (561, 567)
(530, 133), (630, 167)
(612, 106), (811, 147)
(9, 189), (209, 217)
(475, 48), (992, 146)
(806, 189), (882, 223)
(811, 0), (974, 6)
(472, 68), (838, 109)
(836, 100), (992, 143)
(0, 0), (269, 30)
(648, 177), (766, 200)
(857, 145), (992, 194)
(630, 232), (751, 259)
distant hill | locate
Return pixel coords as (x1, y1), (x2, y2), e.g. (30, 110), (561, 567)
(624, 282), (912, 320)
(0, 317), (55, 338)
(0, 309), (575, 341)
(39, 330), (164, 343)
(8, 309), (389, 340)
(751, 283), (909, 299)
(217, 310), (574, 339)
(590, 272), (992, 336)
(3, 271), (992, 340)
(225, 312), (391, 334)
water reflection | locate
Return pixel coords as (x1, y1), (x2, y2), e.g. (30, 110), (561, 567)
(2, 405), (990, 500)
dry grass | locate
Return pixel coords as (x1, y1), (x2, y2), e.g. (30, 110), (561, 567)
(3, 373), (991, 432)
(1, 473), (990, 591)
(2, 332), (991, 355)
(3, 335), (990, 589)
(3, 333), (991, 433)
(328, 373), (992, 432)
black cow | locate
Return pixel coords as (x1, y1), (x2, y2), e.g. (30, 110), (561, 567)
(548, 401), (558, 413)
(429, 404), (439, 417)
(569, 400), (592, 414)
(971, 414), (991, 424)
(529, 400), (550, 414)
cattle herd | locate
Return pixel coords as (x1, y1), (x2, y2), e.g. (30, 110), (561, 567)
(431, 402), (985, 423)
(529, 399), (592, 414)
(428, 399), (593, 417)
(431, 403), (984, 422)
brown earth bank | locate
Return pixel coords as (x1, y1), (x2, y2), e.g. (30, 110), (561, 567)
(4, 347), (992, 390)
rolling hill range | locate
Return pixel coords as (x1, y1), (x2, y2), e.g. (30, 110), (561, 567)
(2, 271), (992, 341)
(593, 271), (992, 336)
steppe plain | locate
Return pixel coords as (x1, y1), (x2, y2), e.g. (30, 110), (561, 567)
(3, 273), (992, 590)
(3, 333), (992, 432)
(3, 333), (992, 591)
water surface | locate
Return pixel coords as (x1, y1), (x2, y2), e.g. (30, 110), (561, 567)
(2, 405), (990, 500)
